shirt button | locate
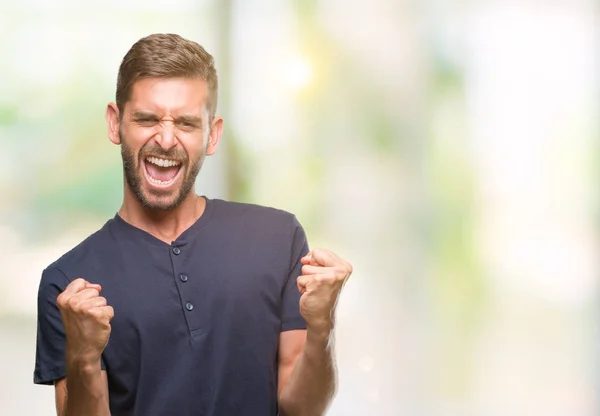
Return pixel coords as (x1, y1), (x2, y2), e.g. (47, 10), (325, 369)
(185, 302), (194, 311)
(172, 247), (181, 255)
(180, 274), (188, 282)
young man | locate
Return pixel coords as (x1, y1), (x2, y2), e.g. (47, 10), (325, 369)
(34, 34), (352, 416)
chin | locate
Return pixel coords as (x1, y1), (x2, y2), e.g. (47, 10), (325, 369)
(140, 191), (185, 211)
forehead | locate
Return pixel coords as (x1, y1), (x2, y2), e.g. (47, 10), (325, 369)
(127, 77), (208, 116)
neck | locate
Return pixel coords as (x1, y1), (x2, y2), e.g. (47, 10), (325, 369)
(118, 187), (206, 244)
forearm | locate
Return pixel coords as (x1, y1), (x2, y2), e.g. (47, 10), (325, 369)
(64, 359), (110, 416)
(279, 327), (337, 416)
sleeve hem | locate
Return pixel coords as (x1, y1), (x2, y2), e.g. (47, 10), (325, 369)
(34, 360), (107, 385)
(281, 317), (307, 331)
(33, 365), (66, 385)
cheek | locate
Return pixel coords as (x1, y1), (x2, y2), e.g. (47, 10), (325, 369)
(181, 135), (207, 159)
(133, 128), (157, 145)
(124, 129), (157, 154)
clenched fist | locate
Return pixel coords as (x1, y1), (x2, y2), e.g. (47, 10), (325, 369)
(57, 278), (114, 364)
(296, 249), (352, 333)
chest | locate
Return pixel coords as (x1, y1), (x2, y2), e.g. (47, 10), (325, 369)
(95, 242), (286, 342)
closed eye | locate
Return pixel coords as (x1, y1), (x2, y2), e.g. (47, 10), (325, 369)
(175, 120), (202, 131)
(135, 118), (159, 127)
(131, 111), (160, 127)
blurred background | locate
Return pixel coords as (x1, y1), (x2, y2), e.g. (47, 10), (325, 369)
(0, 0), (598, 414)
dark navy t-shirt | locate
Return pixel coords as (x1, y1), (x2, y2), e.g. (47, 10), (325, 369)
(34, 197), (308, 416)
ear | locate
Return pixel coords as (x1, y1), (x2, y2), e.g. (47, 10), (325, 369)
(106, 103), (121, 145)
(206, 116), (223, 156)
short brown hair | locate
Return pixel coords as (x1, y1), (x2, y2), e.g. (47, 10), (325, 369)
(116, 33), (218, 121)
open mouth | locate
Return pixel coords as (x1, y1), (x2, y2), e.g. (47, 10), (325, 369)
(143, 156), (184, 188)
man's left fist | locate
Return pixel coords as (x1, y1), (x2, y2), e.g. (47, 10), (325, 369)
(296, 248), (353, 333)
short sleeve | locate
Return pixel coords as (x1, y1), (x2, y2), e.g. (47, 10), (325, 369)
(281, 216), (309, 331)
(34, 267), (70, 385)
(33, 266), (107, 385)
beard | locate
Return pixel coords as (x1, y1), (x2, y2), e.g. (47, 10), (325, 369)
(120, 133), (206, 211)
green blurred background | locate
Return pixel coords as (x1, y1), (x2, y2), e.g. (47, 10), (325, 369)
(1, 0), (598, 414)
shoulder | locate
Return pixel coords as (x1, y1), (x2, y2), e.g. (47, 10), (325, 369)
(208, 199), (306, 246)
(211, 199), (295, 220)
(210, 199), (301, 229)
(206, 199), (308, 273)
(43, 219), (115, 283)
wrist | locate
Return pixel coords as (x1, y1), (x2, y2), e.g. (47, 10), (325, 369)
(307, 317), (334, 335)
(306, 323), (334, 344)
(66, 351), (102, 374)
(67, 360), (101, 377)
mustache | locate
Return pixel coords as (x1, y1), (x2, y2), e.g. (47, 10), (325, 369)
(118, 130), (189, 163)
(138, 144), (188, 162)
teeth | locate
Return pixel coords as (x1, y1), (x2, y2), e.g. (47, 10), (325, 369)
(146, 156), (181, 167)
(146, 175), (176, 186)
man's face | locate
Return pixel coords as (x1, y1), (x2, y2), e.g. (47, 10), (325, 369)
(115, 77), (216, 211)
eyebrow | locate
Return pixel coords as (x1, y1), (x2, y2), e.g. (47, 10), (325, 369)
(131, 111), (159, 120)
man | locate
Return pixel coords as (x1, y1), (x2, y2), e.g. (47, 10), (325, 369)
(33, 33), (352, 416)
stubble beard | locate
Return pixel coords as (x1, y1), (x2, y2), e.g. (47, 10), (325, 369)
(120, 133), (206, 211)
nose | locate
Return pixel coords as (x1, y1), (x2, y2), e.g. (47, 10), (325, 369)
(155, 121), (177, 151)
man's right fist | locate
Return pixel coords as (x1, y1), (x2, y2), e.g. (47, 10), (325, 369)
(57, 278), (114, 364)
